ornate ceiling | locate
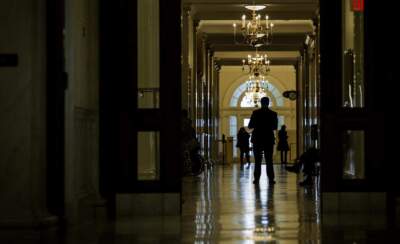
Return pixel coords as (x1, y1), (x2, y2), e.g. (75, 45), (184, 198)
(183, 0), (319, 67)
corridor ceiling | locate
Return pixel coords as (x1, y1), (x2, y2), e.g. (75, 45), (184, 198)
(183, 0), (319, 67)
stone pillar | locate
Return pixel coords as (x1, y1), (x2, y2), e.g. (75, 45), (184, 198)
(205, 48), (213, 159)
(296, 57), (304, 157)
(200, 34), (208, 155)
(181, 5), (190, 110)
(211, 61), (221, 161)
(194, 21), (202, 135)
(191, 19), (199, 124)
(65, 0), (103, 224)
(304, 45), (312, 150)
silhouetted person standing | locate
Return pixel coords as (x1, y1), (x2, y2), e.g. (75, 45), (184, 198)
(248, 97), (278, 185)
(277, 125), (289, 164)
(236, 127), (251, 169)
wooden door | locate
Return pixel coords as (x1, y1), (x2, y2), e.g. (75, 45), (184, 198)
(99, 0), (181, 200)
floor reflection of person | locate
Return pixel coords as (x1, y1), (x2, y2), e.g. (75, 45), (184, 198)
(254, 185), (275, 236)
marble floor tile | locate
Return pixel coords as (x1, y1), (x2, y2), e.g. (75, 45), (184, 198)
(1, 164), (399, 243)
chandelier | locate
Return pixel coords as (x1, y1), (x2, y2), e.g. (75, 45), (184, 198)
(245, 74), (269, 107)
(242, 51), (271, 76)
(233, 5), (274, 47)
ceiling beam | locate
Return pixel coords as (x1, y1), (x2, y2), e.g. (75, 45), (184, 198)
(205, 33), (307, 45)
(217, 57), (298, 66)
(185, 0), (318, 4)
(205, 32), (306, 52)
(193, 11), (316, 21)
(190, 3), (318, 20)
(210, 44), (303, 52)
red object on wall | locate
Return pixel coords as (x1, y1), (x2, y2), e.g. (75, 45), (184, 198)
(352, 0), (364, 12)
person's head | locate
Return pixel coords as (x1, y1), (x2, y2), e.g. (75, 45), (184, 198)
(281, 125), (286, 130)
(260, 97), (270, 108)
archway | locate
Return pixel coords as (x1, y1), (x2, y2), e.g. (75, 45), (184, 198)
(219, 68), (297, 162)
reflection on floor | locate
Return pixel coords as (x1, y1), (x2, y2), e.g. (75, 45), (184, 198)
(182, 164), (320, 243)
(1, 164), (399, 243)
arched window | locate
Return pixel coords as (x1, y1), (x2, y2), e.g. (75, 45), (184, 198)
(240, 91), (275, 108)
(230, 82), (284, 108)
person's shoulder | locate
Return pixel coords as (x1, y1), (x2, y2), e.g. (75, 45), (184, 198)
(268, 108), (277, 114)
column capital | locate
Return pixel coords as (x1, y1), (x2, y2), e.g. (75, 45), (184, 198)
(299, 46), (306, 57)
(193, 19), (200, 30)
(182, 4), (191, 15)
(213, 58), (221, 71)
(215, 64), (222, 72)
(207, 48), (214, 57)
(201, 33), (208, 43)
(312, 16), (319, 28)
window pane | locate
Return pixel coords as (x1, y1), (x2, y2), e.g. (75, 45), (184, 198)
(342, 130), (365, 179)
(342, 0), (364, 108)
(244, 118), (250, 127)
(137, 0), (160, 108)
(278, 116), (285, 129)
(138, 131), (160, 180)
(229, 116), (237, 157)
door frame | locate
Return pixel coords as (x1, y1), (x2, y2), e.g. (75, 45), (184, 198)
(99, 0), (182, 213)
(46, 0), (66, 219)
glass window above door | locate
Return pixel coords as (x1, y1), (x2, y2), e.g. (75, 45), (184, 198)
(137, 0), (160, 109)
(342, 0), (364, 108)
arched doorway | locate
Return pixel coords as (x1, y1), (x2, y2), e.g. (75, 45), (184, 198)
(219, 67), (297, 162)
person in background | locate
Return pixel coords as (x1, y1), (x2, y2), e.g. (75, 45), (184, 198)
(236, 127), (251, 169)
(277, 125), (289, 164)
(285, 147), (320, 186)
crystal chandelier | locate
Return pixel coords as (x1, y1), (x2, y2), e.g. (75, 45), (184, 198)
(245, 74), (269, 107)
(242, 51), (271, 77)
(233, 5), (274, 47)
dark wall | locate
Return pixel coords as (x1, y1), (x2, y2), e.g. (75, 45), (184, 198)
(46, 0), (66, 218)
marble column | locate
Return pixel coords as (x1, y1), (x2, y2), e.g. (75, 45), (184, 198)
(194, 20), (201, 132)
(181, 5), (190, 110)
(211, 61), (221, 161)
(64, 0), (103, 224)
(296, 57), (304, 156)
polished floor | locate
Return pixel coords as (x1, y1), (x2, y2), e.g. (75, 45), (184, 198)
(181, 164), (320, 243)
(1, 164), (399, 243)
